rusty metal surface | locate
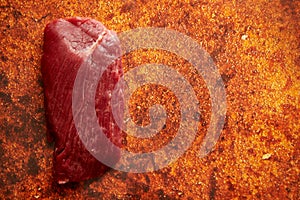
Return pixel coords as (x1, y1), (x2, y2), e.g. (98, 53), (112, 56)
(0, 0), (299, 199)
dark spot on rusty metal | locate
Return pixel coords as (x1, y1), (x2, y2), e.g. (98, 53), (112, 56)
(115, 172), (127, 180)
(12, 10), (22, 20)
(18, 94), (31, 104)
(1, 54), (8, 62)
(0, 5), (10, 9)
(156, 189), (172, 200)
(105, 13), (114, 21)
(209, 167), (218, 200)
(218, 146), (224, 153)
(87, 189), (103, 198)
(222, 115), (228, 130)
(7, 173), (19, 184)
(0, 92), (12, 103)
(37, 75), (44, 88)
(255, 192), (261, 198)
(247, 148), (254, 154)
(0, 178), (4, 188)
(121, 138), (127, 145)
(221, 73), (235, 85)
(145, 175), (150, 184)
(109, 194), (118, 200)
(120, 1), (135, 13)
(125, 193), (141, 199)
(0, 140), (4, 162)
(280, 0), (297, 15)
(227, 180), (235, 191)
(0, 72), (9, 87)
(142, 183), (150, 192)
(27, 153), (39, 175)
(13, 124), (25, 134)
(283, 76), (293, 90)
(4, 189), (12, 195)
(295, 56), (300, 66)
(2, 120), (11, 137)
(33, 13), (51, 23)
(52, 181), (80, 195)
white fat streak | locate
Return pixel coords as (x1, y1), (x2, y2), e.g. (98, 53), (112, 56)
(79, 31), (107, 56)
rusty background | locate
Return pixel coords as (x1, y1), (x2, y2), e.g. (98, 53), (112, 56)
(0, 0), (299, 199)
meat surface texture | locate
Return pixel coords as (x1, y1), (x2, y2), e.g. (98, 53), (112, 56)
(41, 17), (123, 184)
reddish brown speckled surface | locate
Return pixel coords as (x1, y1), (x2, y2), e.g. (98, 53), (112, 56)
(0, 0), (299, 199)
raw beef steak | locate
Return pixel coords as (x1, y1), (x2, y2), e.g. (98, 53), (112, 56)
(41, 17), (123, 184)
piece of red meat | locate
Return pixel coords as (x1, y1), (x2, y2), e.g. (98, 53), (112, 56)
(41, 17), (123, 184)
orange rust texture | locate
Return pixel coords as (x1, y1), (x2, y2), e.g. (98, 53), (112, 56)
(0, 0), (299, 199)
